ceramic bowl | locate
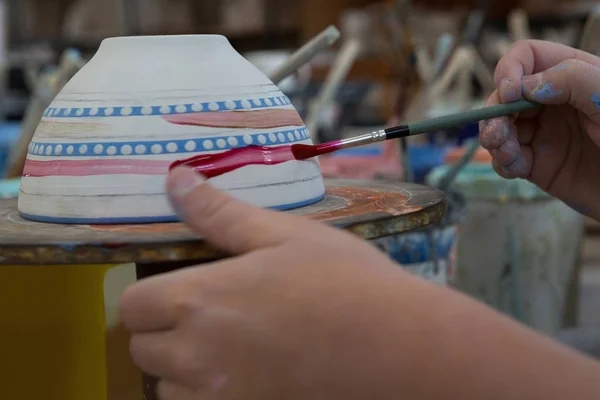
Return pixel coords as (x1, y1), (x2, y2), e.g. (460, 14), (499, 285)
(18, 35), (325, 224)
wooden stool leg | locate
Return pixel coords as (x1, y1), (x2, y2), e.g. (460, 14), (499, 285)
(0, 264), (132, 400)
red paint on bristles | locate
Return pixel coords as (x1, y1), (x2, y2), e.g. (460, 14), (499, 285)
(169, 140), (344, 179)
(291, 140), (343, 159)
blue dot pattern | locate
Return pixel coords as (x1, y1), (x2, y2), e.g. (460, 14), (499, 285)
(43, 95), (292, 118)
(28, 127), (310, 157)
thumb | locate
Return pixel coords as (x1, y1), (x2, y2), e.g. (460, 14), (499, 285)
(521, 58), (600, 117)
(166, 166), (322, 254)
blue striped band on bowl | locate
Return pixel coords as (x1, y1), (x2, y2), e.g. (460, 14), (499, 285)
(43, 95), (293, 119)
(28, 127), (310, 157)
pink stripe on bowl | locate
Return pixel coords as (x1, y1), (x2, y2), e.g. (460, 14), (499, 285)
(23, 159), (172, 177)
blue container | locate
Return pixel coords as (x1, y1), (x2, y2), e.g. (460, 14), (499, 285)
(426, 121), (480, 147)
(455, 121), (480, 146)
(0, 178), (21, 199)
(372, 191), (465, 285)
(407, 144), (450, 184)
(0, 123), (22, 176)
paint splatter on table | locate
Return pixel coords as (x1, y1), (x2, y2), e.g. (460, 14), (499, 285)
(0, 179), (445, 265)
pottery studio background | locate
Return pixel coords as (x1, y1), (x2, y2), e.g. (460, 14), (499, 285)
(1, 0), (600, 385)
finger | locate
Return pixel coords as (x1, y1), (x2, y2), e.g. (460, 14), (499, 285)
(491, 144), (533, 179)
(481, 118), (535, 176)
(120, 270), (198, 332)
(479, 117), (512, 151)
(166, 166), (332, 254)
(489, 124), (520, 166)
(482, 86), (540, 120)
(494, 40), (600, 103)
(120, 248), (278, 333)
(129, 330), (207, 384)
(479, 91), (539, 151)
(480, 91), (510, 148)
(521, 59), (600, 118)
(129, 331), (185, 381)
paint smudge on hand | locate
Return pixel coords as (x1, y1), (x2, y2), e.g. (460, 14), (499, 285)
(529, 83), (564, 102)
(521, 73), (564, 102)
(479, 119), (512, 149)
(552, 63), (568, 71)
(590, 93), (600, 111)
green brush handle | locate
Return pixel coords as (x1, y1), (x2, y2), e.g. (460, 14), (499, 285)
(407, 100), (539, 135)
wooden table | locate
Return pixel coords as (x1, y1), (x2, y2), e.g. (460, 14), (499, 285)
(0, 179), (445, 400)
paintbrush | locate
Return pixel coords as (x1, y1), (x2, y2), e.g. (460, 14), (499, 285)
(291, 99), (538, 160)
(172, 99), (539, 180)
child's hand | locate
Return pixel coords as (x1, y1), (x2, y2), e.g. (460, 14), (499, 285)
(480, 40), (600, 219)
(120, 167), (600, 400)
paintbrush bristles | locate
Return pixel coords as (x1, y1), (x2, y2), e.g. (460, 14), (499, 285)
(290, 144), (317, 160)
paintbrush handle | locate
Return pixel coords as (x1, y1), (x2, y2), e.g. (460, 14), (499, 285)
(394, 99), (539, 138)
(332, 100), (540, 155)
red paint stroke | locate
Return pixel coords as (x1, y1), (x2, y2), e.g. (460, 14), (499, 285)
(23, 159), (171, 177)
(291, 140), (343, 159)
(170, 141), (344, 179)
(163, 109), (304, 129)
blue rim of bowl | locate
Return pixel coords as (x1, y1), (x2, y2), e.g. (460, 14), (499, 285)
(19, 193), (325, 225)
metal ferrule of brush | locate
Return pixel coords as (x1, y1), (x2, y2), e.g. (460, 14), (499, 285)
(339, 129), (386, 150)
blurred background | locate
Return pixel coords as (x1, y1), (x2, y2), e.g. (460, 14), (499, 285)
(1, 0), (599, 360)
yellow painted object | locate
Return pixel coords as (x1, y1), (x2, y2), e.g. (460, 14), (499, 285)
(0, 264), (142, 400)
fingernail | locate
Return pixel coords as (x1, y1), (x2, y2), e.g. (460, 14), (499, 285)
(169, 167), (206, 199)
(500, 79), (520, 102)
(521, 74), (542, 93)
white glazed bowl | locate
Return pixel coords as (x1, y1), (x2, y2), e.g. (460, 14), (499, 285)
(18, 35), (325, 224)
